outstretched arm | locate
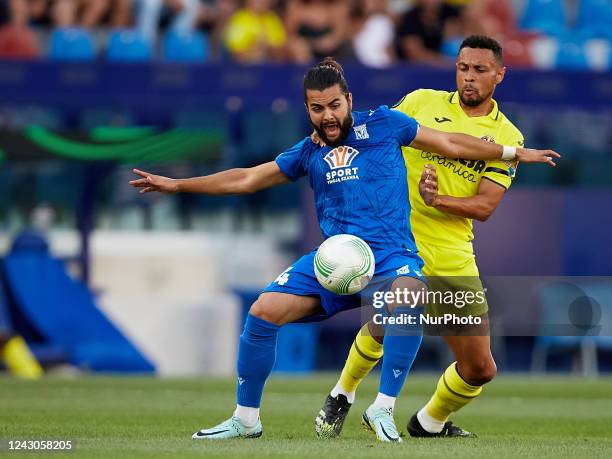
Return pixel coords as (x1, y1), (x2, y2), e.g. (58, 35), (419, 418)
(411, 126), (559, 166)
(419, 164), (506, 222)
(129, 161), (289, 195)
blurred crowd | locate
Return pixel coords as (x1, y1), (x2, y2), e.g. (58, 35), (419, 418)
(0, 0), (611, 69)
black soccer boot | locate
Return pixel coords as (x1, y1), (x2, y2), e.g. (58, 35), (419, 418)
(315, 394), (352, 438)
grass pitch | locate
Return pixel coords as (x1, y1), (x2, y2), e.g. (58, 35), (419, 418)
(1, 374), (611, 458)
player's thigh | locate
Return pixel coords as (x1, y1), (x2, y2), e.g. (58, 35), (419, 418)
(422, 243), (489, 319)
(250, 292), (322, 326)
(260, 250), (345, 323)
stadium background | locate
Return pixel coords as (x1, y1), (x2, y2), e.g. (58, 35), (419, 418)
(0, 0), (611, 439)
(1, 0), (612, 376)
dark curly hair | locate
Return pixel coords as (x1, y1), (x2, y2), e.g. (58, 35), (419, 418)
(459, 35), (503, 64)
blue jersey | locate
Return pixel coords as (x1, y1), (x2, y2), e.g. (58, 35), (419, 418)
(275, 105), (419, 252)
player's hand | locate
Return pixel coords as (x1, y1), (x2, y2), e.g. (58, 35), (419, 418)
(419, 164), (439, 207)
(129, 169), (179, 194)
(310, 130), (326, 147)
(516, 148), (560, 167)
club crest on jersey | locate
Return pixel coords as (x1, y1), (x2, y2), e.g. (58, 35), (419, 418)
(481, 135), (495, 143)
(324, 146), (360, 185)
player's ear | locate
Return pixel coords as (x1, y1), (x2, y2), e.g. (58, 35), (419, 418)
(496, 66), (506, 85)
(346, 92), (353, 110)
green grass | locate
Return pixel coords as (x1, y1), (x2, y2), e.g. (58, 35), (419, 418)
(1, 374), (611, 458)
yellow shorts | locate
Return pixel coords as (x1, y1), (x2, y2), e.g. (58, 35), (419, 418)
(417, 239), (489, 317)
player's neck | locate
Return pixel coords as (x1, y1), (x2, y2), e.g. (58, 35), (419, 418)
(459, 99), (494, 118)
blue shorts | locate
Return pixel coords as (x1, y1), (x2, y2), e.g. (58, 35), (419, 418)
(263, 247), (425, 321)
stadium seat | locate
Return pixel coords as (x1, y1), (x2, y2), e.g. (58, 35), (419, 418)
(162, 30), (209, 62)
(555, 39), (589, 70)
(584, 38), (611, 71)
(529, 36), (559, 69)
(49, 27), (96, 61)
(106, 29), (152, 62)
(532, 282), (612, 376)
(0, 25), (39, 59)
(520, 0), (567, 36)
(575, 0), (612, 39)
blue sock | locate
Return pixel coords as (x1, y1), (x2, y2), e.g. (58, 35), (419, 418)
(236, 313), (280, 408)
(379, 307), (423, 397)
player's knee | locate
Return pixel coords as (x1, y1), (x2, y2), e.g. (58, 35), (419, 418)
(249, 298), (281, 325)
(461, 359), (497, 385)
(249, 299), (268, 320)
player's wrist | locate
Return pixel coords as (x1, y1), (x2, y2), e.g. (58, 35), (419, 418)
(502, 145), (517, 160)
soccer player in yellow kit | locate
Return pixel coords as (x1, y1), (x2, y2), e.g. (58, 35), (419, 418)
(316, 35), (525, 438)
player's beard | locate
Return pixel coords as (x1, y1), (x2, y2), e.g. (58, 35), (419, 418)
(459, 87), (493, 107)
(312, 112), (354, 148)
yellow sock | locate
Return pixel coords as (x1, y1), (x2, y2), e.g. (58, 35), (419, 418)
(338, 323), (383, 393)
(425, 362), (482, 422)
(2, 336), (43, 380)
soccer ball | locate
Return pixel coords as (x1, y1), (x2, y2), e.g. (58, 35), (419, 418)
(314, 234), (375, 295)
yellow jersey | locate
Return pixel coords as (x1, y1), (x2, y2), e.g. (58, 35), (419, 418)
(394, 89), (524, 252)
(224, 9), (286, 55)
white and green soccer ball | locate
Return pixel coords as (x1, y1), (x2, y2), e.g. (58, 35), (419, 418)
(314, 234), (375, 295)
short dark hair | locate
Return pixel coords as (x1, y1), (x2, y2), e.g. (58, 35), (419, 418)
(459, 35), (503, 64)
(303, 57), (349, 101)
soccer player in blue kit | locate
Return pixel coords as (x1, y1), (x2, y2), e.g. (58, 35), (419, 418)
(130, 58), (558, 442)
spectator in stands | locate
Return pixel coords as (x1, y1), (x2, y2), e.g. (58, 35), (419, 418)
(395, 0), (461, 66)
(447, 0), (511, 39)
(0, 0), (39, 58)
(194, 0), (218, 35)
(459, 2), (499, 39)
(224, 0), (287, 63)
(135, 0), (199, 42)
(5, 0), (131, 29)
(284, 0), (351, 63)
(196, 0), (236, 59)
(352, 0), (395, 68)
(80, 0), (132, 29)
